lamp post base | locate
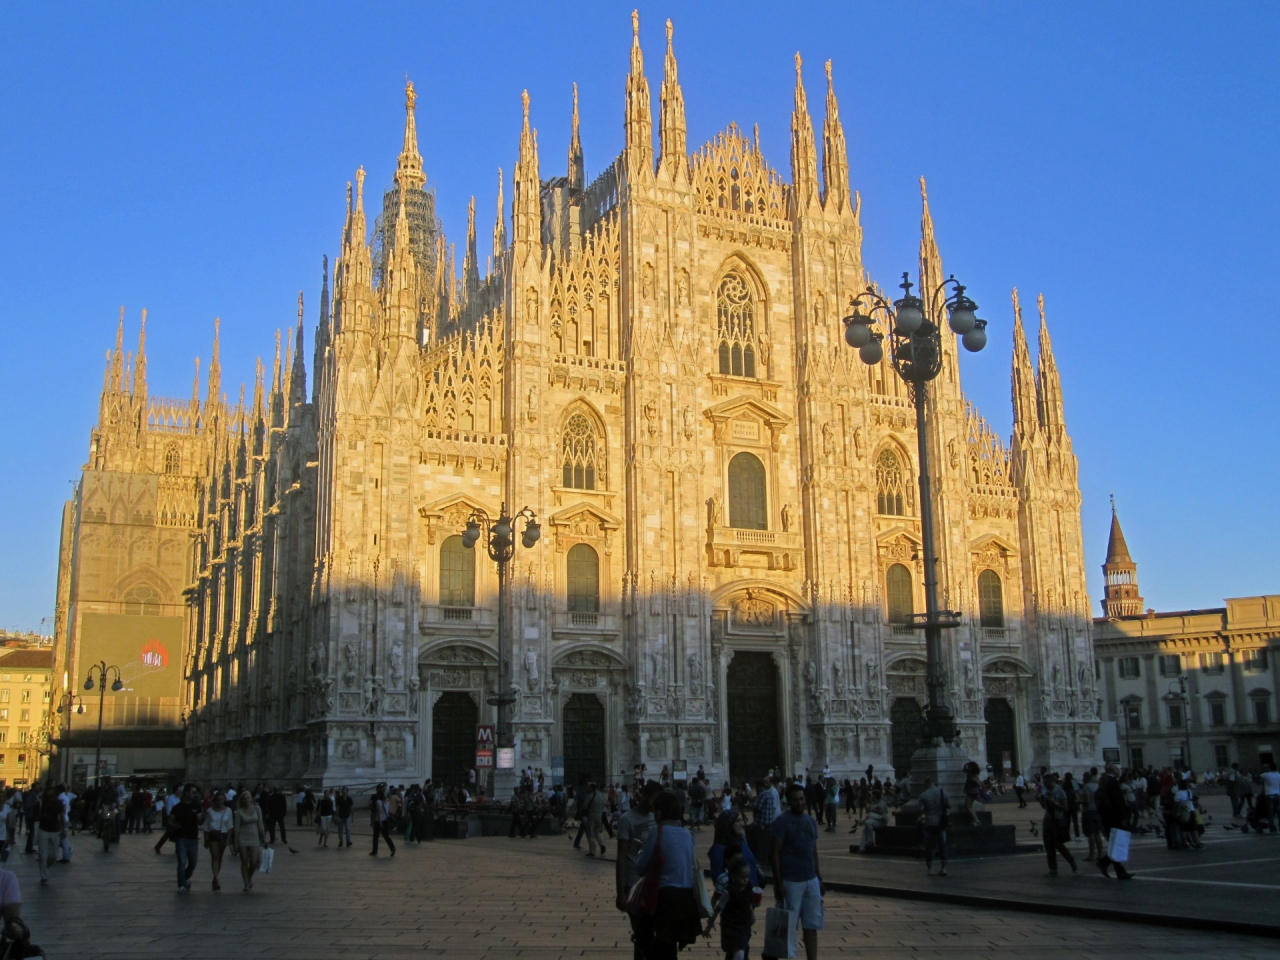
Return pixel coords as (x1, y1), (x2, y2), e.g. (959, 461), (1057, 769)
(492, 766), (519, 802)
(907, 739), (970, 800)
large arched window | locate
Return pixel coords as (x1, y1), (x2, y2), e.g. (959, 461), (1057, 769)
(727, 452), (767, 530)
(876, 448), (908, 516)
(886, 563), (914, 625)
(123, 585), (161, 616)
(566, 543), (600, 613)
(439, 535), (475, 607)
(716, 272), (757, 378)
(561, 413), (601, 490)
(163, 445), (181, 475)
(978, 570), (1005, 628)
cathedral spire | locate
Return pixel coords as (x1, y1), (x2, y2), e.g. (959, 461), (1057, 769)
(134, 308), (148, 400)
(568, 84), (585, 193)
(190, 356), (201, 411)
(111, 307), (125, 392)
(395, 79), (426, 192)
(658, 18), (687, 179)
(206, 317), (221, 407)
(1101, 500), (1144, 617)
(290, 292), (307, 408)
(464, 196), (479, 296)
(1036, 293), (1065, 440)
(821, 60), (851, 215)
(1010, 289), (1038, 431)
(353, 166), (368, 246)
(492, 168), (506, 262)
(918, 178), (945, 318)
(790, 53), (820, 212)
(624, 10), (654, 177)
(513, 91), (542, 247)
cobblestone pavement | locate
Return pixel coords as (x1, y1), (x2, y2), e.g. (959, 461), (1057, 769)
(13, 818), (1278, 959)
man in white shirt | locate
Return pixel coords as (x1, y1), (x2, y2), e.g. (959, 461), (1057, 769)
(1260, 762), (1280, 833)
(1014, 772), (1028, 808)
(56, 786), (76, 862)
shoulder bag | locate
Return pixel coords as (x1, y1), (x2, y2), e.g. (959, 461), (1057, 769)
(625, 823), (664, 915)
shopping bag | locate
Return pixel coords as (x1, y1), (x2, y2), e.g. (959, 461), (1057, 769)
(1106, 827), (1130, 863)
(625, 823), (664, 915)
(762, 905), (798, 959)
(259, 846), (274, 873)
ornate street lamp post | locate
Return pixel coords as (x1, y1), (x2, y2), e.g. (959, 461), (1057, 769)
(462, 504), (540, 793)
(843, 272), (988, 785)
(1169, 675), (1193, 773)
(84, 662), (123, 787)
(55, 692), (85, 785)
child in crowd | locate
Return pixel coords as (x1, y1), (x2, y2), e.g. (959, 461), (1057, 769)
(715, 854), (756, 960)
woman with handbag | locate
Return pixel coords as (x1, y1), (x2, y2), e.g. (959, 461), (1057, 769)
(232, 790), (267, 891)
(201, 791), (234, 891)
(634, 791), (705, 959)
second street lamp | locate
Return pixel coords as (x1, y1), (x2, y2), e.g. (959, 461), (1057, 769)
(55, 692), (85, 785)
(843, 271), (989, 789)
(84, 661), (123, 788)
(462, 503), (540, 795)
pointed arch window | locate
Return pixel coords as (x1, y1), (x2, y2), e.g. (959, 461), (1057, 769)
(716, 272), (757, 378)
(439, 535), (475, 607)
(876, 448), (909, 516)
(566, 543), (600, 613)
(727, 452), (767, 530)
(978, 570), (1004, 628)
(886, 564), (914, 625)
(561, 413), (601, 490)
(163, 445), (181, 475)
(123, 585), (162, 617)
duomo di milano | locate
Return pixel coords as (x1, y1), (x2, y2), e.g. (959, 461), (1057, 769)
(54, 13), (1101, 789)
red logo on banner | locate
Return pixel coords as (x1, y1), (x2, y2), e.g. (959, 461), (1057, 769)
(141, 639), (169, 668)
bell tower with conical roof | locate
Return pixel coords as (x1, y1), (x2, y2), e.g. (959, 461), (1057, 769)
(1101, 499), (1144, 617)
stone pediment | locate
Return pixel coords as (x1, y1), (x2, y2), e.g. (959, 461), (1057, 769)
(417, 494), (491, 544)
(548, 502), (621, 531)
(702, 394), (790, 429)
(970, 534), (1018, 556)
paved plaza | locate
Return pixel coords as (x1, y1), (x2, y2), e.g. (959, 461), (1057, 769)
(12, 804), (1280, 960)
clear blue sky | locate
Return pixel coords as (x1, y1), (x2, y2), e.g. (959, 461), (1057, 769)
(1, 2), (1277, 632)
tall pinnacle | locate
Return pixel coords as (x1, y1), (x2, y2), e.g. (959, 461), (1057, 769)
(134, 308), (148, 399)
(821, 60), (851, 215)
(464, 196), (479, 295)
(658, 18), (687, 178)
(1036, 293), (1065, 438)
(395, 79), (426, 192)
(568, 83), (584, 193)
(111, 307), (125, 392)
(206, 317), (221, 406)
(290, 292), (307, 407)
(624, 9), (653, 174)
(918, 177), (944, 314)
(513, 91), (542, 245)
(493, 168), (506, 261)
(1010, 289), (1038, 431)
(790, 53), (819, 211)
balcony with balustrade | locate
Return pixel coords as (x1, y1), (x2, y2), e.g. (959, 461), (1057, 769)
(706, 525), (802, 571)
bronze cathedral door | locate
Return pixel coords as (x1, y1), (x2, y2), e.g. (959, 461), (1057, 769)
(726, 652), (781, 784)
(563, 693), (606, 786)
(432, 692), (478, 788)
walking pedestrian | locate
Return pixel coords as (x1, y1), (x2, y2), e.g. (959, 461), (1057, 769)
(316, 789), (334, 847)
(770, 782), (824, 960)
(582, 782), (607, 857)
(823, 777), (839, 832)
(202, 790), (233, 891)
(1094, 762), (1134, 879)
(232, 790), (266, 891)
(616, 780), (661, 960)
(1014, 771), (1027, 808)
(34, 785), (62, 886)
(1040, 772), (1078, 877)
(169, 784), (202, 892)
(335, 787), (354, 847)
(369, 785), (395, 857)
(1080, 771), (1103, 862)
(1262, 762), (1280, 833)
(918, 777), (949, 877)
(714, 854), (756, 960)
(635, 791), (703, 960)
(265, 788), (288, 845)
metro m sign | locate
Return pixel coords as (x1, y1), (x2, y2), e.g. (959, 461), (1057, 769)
(476, 725), (494, 748)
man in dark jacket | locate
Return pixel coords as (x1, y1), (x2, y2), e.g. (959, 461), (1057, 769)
(266, 788), (289, 844)
(1094, 763), (1134, 879)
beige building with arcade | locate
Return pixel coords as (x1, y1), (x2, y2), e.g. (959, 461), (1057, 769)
(56, 14), (1101, 788)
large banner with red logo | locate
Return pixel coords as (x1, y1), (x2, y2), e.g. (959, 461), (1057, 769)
(78, 613), (183, 698)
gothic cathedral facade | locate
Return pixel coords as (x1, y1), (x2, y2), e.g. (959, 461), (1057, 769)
(57, 15), (1101, 788)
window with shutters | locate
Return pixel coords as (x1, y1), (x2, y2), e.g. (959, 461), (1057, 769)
(977, 570), (1004, 628)
(439, 535), (475, 607)
(886, 564), (914, 625)
(1199, 652), (1225, 675)
(1118, 657), (1141, 679)
(716, 272), (757, 378)
(1210, 700), (1227, 726)
(566, 544), (600, 613)
(1159, 655), (1181, 677)
(561, 413), (602, 490)
(727, 452), (767, 530)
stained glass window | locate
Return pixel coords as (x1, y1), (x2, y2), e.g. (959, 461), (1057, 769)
(978, 570), (1004, 628)
(439, 535), (475, 607)
(561, 413), (600, 490)
(567, 544), (600, 613)
(717, 273), (756, 378)
(876, 449), (908, 516)
(886, 563), (914, 624)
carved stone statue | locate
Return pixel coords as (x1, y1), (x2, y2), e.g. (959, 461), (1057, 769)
(524, 648), (539, 691)
(526, 384), (538, 424)
(688, 653), (703, 695)
(780, 503), (792, 532)
(832, 662), (845, 698)
(865, 659), (880, 694)
(963, 660), (978, 700)
(682, 406), (694, 439)
(706, 494), (721, 527)
(389, 640), (404, 687)
(821, 422), (834, 459)
(853, 427), (864, 460)
(805, 660), (817, 689)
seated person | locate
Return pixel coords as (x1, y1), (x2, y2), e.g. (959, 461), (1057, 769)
(858, 790), (889, 852)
